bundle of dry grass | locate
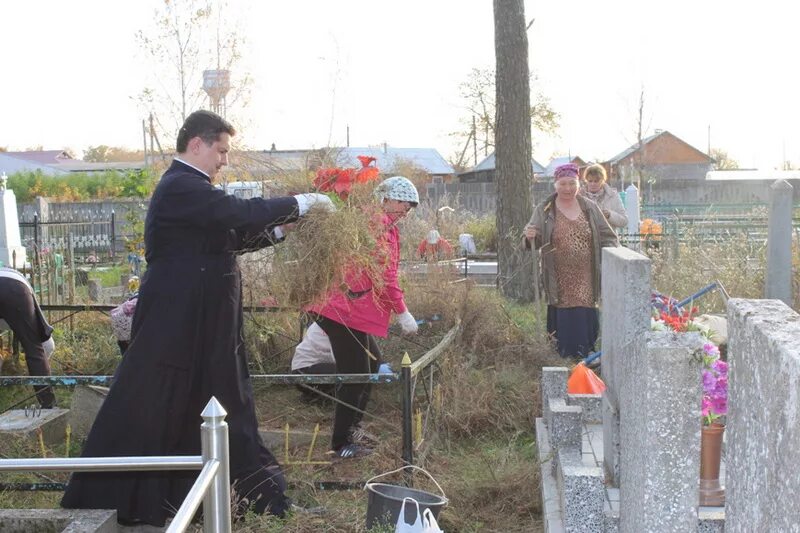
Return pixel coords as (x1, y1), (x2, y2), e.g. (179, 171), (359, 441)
(239, 182), (388, 312)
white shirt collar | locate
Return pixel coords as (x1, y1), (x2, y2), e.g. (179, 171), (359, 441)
(174, 157), (210, 179)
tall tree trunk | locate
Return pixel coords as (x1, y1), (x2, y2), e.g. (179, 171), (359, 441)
(494, 0), (534, 302)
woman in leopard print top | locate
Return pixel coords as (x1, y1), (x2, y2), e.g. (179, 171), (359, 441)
(524, 164), (619, 358)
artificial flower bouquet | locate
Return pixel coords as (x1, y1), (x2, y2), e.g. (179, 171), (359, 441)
(649, 294), (728, 426)
(701, 342), (728, 426)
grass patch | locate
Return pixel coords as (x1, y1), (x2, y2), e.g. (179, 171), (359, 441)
(2, 259), (561, 531)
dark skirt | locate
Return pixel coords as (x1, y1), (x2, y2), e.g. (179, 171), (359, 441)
(547, 305), (599, 358)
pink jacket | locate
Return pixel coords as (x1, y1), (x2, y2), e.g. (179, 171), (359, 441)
(308, 214), (407, 337)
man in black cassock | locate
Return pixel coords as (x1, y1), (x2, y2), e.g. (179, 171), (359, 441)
(62, 110), (333, 526)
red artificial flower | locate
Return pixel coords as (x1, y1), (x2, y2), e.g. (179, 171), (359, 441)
(659, 305), (698, 332)
(313, 168), (339, 193)
(332, 168), (356, 198)
(313, 155), (380, 199)
(357, 155), (377, 167)
(355, 155), (379, 184)
(355, 166), (379, 184)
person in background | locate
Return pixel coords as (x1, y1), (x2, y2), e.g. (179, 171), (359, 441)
(62, 110), (334, 526)
(525, 163), (619, 358)
(417, 229), (454, 261)
(580, 163), (628, 230)
(291, 322), (393, 404)
(291, 321), (337, 402)
(0, 267), (56, 408)
(309, 176), (419, 459)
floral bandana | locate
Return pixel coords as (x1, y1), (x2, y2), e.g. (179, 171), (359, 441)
(554, 163), (580, 181)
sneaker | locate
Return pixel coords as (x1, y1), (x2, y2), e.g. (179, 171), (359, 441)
(326, 443), (373, 459)
(350, 425), (380, 446)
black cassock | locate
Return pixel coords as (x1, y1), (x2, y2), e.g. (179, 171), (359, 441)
(62, 160), (299, 526)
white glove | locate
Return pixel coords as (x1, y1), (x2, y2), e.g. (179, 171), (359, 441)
(43, 337), (55, 359)
(396, 310), (419, 334)
(294, 193), (336, 215)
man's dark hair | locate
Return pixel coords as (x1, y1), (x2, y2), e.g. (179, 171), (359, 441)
(176, 110), (236, 153)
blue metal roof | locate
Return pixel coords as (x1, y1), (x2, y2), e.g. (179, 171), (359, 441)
(471, 152), (546, 174)
(337, 147), (454, 175)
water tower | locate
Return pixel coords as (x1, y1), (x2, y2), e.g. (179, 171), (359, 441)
(202, 69), (231, 116)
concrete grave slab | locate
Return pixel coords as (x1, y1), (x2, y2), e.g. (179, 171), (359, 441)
(618, 330), (705, 533)
(548, 398), (582, 453)
(697, 510), (725, 533)
(542, 367), (569, 426)
(567, 393), (601, 424)
(726, 298), (800, 532)
(68, 385), (110, 438)
(557, 449), (604, 533)
(600, 247), (651, 487)
(0, 509), (116, 533)
(536, 418), (566, 533)
(0, 408), (69, 448)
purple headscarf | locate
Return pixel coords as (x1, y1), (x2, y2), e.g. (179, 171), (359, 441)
(554, 163), (580, 181)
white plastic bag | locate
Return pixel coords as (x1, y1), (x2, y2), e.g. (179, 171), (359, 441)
(422, 508), (444, 533)
(458, 233), (476, 255)
(396, 497), (423, 532)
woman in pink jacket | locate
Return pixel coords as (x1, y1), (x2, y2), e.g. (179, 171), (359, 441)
(309, 176), (420, 458)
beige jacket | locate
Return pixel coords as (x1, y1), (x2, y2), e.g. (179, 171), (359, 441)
(580, 184), (628, 229)
(526, 194), (619, 306)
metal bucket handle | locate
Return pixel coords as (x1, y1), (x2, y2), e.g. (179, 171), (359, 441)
(364, 464), (447, 501)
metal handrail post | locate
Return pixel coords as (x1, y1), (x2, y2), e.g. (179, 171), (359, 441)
(401, 353), (414, 486)
(167, 460), (220, 533)
(201, 397), (231, 533)
(110, 211), (116, 261)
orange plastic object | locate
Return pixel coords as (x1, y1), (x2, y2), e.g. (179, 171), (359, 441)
(567, 362), (607, 394)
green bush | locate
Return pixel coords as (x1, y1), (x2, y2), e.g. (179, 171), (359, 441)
(7, 169), (156, 202)
(463, 215), (497, 252)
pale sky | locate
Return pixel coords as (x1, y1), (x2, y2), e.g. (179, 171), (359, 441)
(1, 0), (798, 169)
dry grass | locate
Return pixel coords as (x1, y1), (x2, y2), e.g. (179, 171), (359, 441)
(237, 277), (562, 532)
(239, 183), (390, 312)
(49, 314), (121, 376)
(648, 229), (769, 313)
(7, 210), (800, 530)
(1, 213), (567, 532)
(0, 429), (76, 511)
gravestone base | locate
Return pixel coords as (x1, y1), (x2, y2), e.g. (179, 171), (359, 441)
(69, 385), (110, 438)
(0, 509), (117, 533)
(0, 408), (69, 448)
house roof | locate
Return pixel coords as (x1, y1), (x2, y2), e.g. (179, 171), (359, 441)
(3, 150), (74, 165)
(543, 156), (586, 177)
(337, 146), (454, 175)
(0, 153), (67, 176)
(229, 146), (454, 176)
(229, 149), (327, 175)
(470, 152), (546, 174)
(606, 130), (714, 165)
(1, 150), (148, 175)
(55, 161), (145, 172)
